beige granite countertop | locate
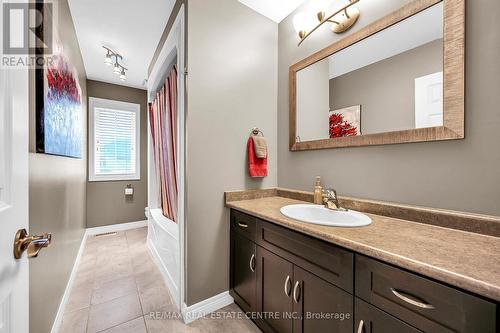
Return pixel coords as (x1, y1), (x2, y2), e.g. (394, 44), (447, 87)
(226, 195), (500, 302)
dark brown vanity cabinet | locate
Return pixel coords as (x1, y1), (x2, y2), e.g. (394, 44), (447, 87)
(355, 298), (422, 333)
(255, 241), (353, 333)
(229, 209), (498, 333)
(256, 247), (294, 333)
(230, 210), (353, 333)
(292, 265), (353, 333)
(355, 255), (498, 333)
(230, 231), (257, 313)
(230, 210), (260, 313)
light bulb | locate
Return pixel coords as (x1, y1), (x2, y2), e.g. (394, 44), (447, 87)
(293, 12), (308, 37)
(119, 68), (126, 81)
(104, 53), (113, 66)
(113, 63), (121, 74)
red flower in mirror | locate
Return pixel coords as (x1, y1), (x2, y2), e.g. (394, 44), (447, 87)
(329, 112), (358, 138)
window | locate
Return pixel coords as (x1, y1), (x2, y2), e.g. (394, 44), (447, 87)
(89, 97), (140, 181)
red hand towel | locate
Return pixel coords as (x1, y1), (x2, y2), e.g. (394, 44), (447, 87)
(247, 137), (267, 177)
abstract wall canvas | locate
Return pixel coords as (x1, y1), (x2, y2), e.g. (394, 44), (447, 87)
(36, 50), (83, 158)
(329, 105), (361, 138)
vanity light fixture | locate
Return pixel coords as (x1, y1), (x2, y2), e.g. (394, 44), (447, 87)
(102, 46), (128, 81)
(293, 0), (360, 46)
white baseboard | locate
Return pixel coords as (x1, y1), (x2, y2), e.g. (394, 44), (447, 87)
(147, 237), (180, 309)
(86, 220), (148, 236)
(181, 291), (234, 324)
(50, 232), (88, 333)
(50, 220), (148, 333)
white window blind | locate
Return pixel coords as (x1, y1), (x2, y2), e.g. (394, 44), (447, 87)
(94, 108), (136, 176)
(89, 98), (140, 181)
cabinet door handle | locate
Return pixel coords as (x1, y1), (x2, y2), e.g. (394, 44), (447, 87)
(390, 288), (435, 309)
(249, 254), (256, 272)
(357, 320), (364, 333)
(293, 281), (301, 303)
(284, 275), (291, 297)
(238, 222), (248, 228)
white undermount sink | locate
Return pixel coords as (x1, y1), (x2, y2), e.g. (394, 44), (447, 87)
(280, 204), (372, 227)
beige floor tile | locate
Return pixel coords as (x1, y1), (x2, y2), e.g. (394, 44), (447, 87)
(92, 275), (137, 305)
(65, 284), (93, 313)
(78, 258), (96, 274)
(145, 316), (202, 333)
(129, 243), (148, 257)
(72, 268), (95, 289)
(94, 261), (134, 286)
(139, 284), (175, 314)
(59, 307), (89, 333)
(96, 252), (131, 267)
(87, 293), (142, 333)
(193, 304), (261, 333)
(100, 316), (147, 333)
(125, 227), (147, 239)
(59, 228), (259, 333)
(131, 254), (156, 274)
(134, 269), (164, 292)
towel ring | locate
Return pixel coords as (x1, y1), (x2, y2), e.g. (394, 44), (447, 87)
(251, 127), (264, 136)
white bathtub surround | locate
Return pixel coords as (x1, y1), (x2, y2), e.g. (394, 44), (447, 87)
(147, 208), (180, 308)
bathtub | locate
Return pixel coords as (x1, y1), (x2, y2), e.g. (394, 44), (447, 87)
(147, 207), (180, 307)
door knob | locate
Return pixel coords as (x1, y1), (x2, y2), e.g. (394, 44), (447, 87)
(13, 229), (52, 259)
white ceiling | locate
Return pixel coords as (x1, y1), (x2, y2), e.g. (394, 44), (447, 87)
(238, 0), (307, 23)
(68, 0), (175, 90)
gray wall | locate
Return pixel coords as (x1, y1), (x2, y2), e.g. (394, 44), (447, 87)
(186, 0), (278, 305)
(29, 0), (87, 332)
(330, 39), (443, 134)
(86, 80), (148, 227)
(278, 0), (500, 216)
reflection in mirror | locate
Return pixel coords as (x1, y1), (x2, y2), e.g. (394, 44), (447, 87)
(296, 2), (444, 142)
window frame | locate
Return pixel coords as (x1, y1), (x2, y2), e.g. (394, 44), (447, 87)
(88, 97), (141, 182)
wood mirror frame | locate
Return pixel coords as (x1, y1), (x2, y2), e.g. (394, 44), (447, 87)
(289, 0), (464, 151)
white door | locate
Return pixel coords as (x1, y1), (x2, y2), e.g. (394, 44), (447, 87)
(0, 4), (30, 333)
(415, 71), (444, 128)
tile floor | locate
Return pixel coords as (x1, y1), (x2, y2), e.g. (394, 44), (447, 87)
(59, 227), (261, 333)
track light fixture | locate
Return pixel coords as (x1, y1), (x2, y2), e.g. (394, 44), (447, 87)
(102, 46), (128, 81)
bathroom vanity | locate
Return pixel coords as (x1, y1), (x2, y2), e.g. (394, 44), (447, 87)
(226, 189), (499, 333)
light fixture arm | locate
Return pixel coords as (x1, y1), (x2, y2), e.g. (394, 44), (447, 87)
(102, 45), (123, 61)
(297, 0), (360, 46)
(102, 45), (127, 72)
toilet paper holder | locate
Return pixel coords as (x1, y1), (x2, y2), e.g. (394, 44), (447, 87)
(125, 184), (134, 196)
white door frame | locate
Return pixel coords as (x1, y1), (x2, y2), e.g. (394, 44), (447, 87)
(147, 4), (186, 313)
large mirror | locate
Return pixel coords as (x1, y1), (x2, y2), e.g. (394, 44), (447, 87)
(290, 0), (464, 150)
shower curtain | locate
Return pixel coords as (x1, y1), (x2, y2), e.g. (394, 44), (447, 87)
(149, 65), (178, 222)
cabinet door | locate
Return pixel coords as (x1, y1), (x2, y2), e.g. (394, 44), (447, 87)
(257, 246), (294, 333)
(230, 231), (257, 312)
(293, 266), (353, 333)
(355, 298), (422, 333)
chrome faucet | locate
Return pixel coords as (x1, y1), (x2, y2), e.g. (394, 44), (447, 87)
(322, 188), (348, 211)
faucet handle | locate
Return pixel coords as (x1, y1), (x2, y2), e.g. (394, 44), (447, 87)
(321, 188), (347, 211)
(322, 188), (337, 199)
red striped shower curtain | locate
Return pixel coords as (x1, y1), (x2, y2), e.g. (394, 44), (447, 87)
(149, 65), (178, 222)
